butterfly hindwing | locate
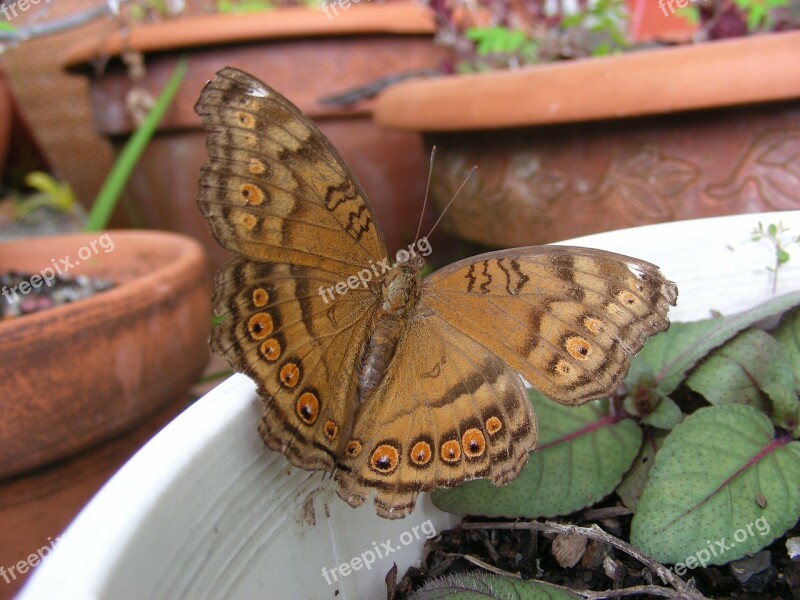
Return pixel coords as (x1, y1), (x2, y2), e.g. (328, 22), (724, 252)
(335, 311), (537, 519)
(211, 258), (377, 471)
(423, 246), (678, 405)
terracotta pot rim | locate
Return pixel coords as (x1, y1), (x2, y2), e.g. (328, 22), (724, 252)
(63, 3), (436, 70)
(374, 30), (800, 132)
(0, 230), (205, 329)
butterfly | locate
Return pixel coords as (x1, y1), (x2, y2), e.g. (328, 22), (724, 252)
(195, 67), (678, 519)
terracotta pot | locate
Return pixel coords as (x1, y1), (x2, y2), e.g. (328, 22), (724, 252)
(625, 0), (695, 42)
(0, 394), (187, 600)
(0, 230), (210, 481)
(63, 4), (449, 271)
(373, 31), (800, 248)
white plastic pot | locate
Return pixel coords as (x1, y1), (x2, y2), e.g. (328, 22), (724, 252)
(18, 211), (800, 599)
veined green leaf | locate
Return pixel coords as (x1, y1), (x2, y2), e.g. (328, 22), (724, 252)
(631, 404), (800, 565)
(625, 291), (800, 395)
(686, 327), (800, 433)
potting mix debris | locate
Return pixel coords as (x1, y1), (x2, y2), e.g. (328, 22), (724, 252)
(0, 271), (115, 319)
(392, 512), (800, 599)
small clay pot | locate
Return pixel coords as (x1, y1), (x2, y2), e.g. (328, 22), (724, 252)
(374, 31), (800, 248)
(0, 394), (188, 600)
(0, 230), (210, 481)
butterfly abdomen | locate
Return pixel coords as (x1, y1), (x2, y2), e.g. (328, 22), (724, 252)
(358, 315), (404, 403)
(357, 261), (423, 402)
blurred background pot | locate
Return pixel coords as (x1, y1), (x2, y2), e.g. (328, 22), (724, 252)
(0, 397), (187, 600)
(64, 3), (448, 272)
(374, 31), (800, 248)
(0, 230), (210, 480)
(0, 229), (210, 597)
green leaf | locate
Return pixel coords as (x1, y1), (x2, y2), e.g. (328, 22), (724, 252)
(640, 393), (684, 429)
(216, 0), (274, 13)
(85, 57), (187, 232)
(466, 26), (531, 57)
(15, 171), (78, 219)
(686, 328), (800, 433)
(675, 6), (700, 25)
(432, 390), (641, 518)
(773, 308), (800, 390)
(778, 249), (791, 264)
(631, 404), (800, 565)
(410, 573), (582, 600)
(626, 290), (800, 395)
(616, 431), (667, 511)
(747, 3), (766, 29)
(622, 375), (683, 430)
(768, 222), (779, 237)
(561, 13), (585, 28)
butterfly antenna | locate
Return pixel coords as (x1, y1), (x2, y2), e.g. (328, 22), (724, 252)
(415, 145), (437, 242)
(424, 165), (477, 240)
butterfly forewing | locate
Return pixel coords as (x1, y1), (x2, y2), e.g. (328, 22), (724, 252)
(195, 67), (387, 277)
(423, 246), (678, 405)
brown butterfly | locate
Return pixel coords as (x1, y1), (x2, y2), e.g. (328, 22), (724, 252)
(195, 67), (678, 519)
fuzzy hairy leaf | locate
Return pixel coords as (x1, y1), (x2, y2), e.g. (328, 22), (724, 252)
(625, 290), (800, 395)
(686, 327), (800, 432)
(774, 308), (800, 390)
(410, 573), (581, 600)
(631, 404), (800, 565)
(616, 431), (667, 511)
(623, 387), (684, 430)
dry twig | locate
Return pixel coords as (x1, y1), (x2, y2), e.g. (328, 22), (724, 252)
(460, 521), (708, 600)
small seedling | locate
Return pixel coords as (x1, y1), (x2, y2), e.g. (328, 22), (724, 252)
(751, 220), (800, 293)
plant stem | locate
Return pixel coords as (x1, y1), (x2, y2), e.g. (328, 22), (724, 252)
(85, 56), (188, 232)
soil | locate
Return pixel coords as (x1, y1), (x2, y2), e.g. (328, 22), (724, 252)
(0, 271), (114, 319)
(392, 498), (800, 599)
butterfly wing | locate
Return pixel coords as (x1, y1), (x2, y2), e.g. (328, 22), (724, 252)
(195, 68), (389, 470)
(211, 259), (378, 471)
(195, 67), (387, 276)
(422, 246), (678, 405)
(335, 311), (537, 519)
